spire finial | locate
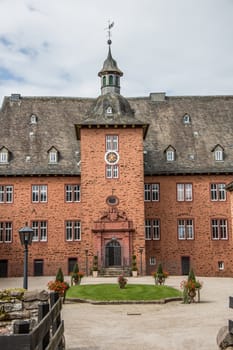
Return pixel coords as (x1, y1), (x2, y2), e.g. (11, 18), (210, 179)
(105, 20), (114, 46)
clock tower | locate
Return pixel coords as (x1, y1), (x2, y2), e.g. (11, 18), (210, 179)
(75, 38), (149, 275)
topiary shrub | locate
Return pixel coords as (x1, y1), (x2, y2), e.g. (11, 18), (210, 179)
(56, 268), (64, 283)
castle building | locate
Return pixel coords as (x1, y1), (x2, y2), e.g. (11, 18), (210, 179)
(0, 38), (233, 278)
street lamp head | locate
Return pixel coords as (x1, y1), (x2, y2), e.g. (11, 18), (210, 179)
(19, 226), (34, 246)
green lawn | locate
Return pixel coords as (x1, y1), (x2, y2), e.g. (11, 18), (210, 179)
(66, 283), (182, 301)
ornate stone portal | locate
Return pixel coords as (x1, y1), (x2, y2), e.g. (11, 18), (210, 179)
(92, 207), (135, 269)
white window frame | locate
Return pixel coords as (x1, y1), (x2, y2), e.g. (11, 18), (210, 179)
(178, 219), (194, 240)
(218, 261), (224, 270)
(210, 183), (226, 201)
(49, 150), (58, 163)
(106, 135), (118, 151)
(0, 222), (12, 243)
(65, 185), (81, 202)
(32, 221), (47, 242)
(183, 114), (191, 124)
(211, 219), (228, 240)
(0, 185), (13, 203)
(65, 220), (81, 241)
(214, 149), (223, 161)
(0, 150), (8, 164)
(145, 219), (160, 240)
(149, 257), (156, 265)
(32, 185), (47, 203)
(144, 184), (160, 201)
(166, 150), (174, 161)
(177, 184), (193, 201)
(30, 114), (37, 124)
(106, 164), (119, 179)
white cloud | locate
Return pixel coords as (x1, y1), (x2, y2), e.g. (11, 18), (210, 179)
(0, 0), (232, 101)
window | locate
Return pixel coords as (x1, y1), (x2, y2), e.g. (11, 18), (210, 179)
(0, 147), (9, 164)
(48, 147), (58, 164)
(218, 261), (224, 271)
(178, 219), (194, 240)
(165, 146), (175, 161)
(106, 135), (118, 151)
(106, 135), (119, 179)
(115, 76), (119, 87)
(0, 222), (12, 243)
(32, 221), (47, 241)
(210, 183), (226, 201)
(0, 185), (13, 203)
(103, 76), (106, 87)
(106, 195), (119, 206)
(177, 184), (193, 201)
(145, 219), (160, 240)
(211, 219), (228, 240)
(65, 221), (81, 241)
(144, 184), (160, 201)
(109, 75), (113, 85)
(106, 164), (118, 178)
(183, 114), (191, 124)
(215, 150), (223, 161)
(49, 151), (57, 163)
(30, 114), (37, 124)
(149, 257), (156, 265)
(32, 185), (47, 203)
(106, 106), (113, 114)
(65, 185), (80, 202)
(212, 145), (224, 161)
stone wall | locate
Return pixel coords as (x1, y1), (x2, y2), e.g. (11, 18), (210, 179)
(0, 289), (49, 335)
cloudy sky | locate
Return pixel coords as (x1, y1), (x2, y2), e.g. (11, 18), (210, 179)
(0, 0), (232, 100)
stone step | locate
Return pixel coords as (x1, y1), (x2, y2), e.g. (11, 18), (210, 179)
(100, 267), (131, 277)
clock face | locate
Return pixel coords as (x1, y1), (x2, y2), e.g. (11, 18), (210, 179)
(105, 151), (119, 164)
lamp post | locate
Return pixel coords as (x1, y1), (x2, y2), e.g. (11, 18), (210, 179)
(85, 249), (88, 276)
(139, 248), (143, 276)
(19, 224), (34, 289)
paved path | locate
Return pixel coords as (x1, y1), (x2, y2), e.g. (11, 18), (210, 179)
(0, 276), (232, 349)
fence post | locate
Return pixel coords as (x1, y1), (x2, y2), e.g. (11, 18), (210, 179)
(13, 320), (30, 334)
(50, 292), (63, 349)
(38, 301), (50, 350)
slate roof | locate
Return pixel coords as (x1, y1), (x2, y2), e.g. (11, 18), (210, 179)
(0, 93), (233, 176)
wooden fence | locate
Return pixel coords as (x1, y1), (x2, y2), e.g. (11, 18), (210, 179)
(229, 296), (233, 334)
(0, 292), (65, 350)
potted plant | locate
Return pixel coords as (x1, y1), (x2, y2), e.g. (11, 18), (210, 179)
(152, 263), (169, 285)
(180, 268), (202, 303)
(71, 263), (84, 285)
(47, 267), (69, 301)
(131, 255), (138, 277)
(92, 255), (99, 278)
(118, 275), (127, 289)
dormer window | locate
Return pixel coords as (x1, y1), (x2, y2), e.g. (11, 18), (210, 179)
(30, 114), (37, 124)
(106, 106), (113, 114)
(183, 114), (191, 124)
(165, 146), (176, 162)
(212, 144), (224, 161)
(0, 147), (9, 164)
(48, 147), (58, 164)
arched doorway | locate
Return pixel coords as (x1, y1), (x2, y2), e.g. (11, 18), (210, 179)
(105, 240), (121, 267)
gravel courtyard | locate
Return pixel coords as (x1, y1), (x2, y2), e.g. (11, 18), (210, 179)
(1, 275), (232, 349)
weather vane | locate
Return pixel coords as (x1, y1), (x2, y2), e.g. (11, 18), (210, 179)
(105, 20), (114, 45)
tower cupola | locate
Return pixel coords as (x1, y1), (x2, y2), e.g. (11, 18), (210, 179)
(98, 39), (123, 95)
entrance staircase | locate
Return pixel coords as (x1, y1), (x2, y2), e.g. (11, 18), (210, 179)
(100, 267), (131, 277)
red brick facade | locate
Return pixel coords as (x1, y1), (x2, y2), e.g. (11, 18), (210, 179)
(0, 161), (232, 277)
